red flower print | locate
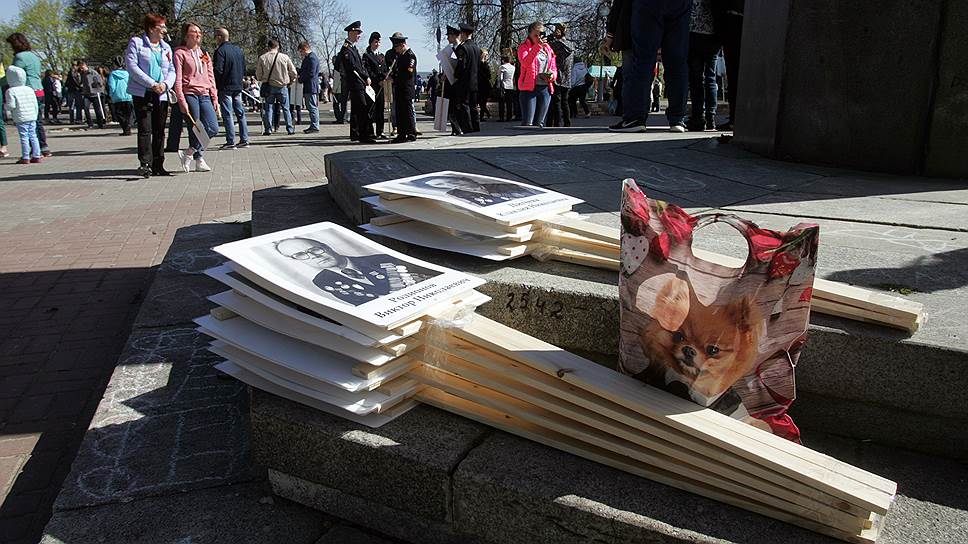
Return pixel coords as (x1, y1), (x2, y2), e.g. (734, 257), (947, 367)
(658, 204), (697, 243)
(649, 231), (671, 261)
(749, 227), (783, 262)
(621, 186), (651, 237)
(769, 251), (800, 278)
(799, 286), (813, 302)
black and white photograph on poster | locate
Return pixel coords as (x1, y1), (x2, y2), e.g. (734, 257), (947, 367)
(213, 222), (486, 329)
(364, 171), (583, 225)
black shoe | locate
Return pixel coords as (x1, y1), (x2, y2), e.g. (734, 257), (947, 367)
(686, 122), (705, 132)
(705, 119), (715, 131)
(220, 143), (237, 150)
(715, 122), (733, 131)
(262, 131), (272, 136)
(358, 138), (378, 144)
(390, 136), (407, 144)
(151, 167), (173, 176)
(609, 118), (648, 132)
(236, 141), (249, 148)
(287, 130), (296, 135)
(164, 146), (179, 153)
(406, 134), (417, 141)
(303, 127), (319, 134)
(138, 164), (152, 178)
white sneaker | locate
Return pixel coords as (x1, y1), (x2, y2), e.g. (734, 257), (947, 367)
(178, 150), (193, 172)
(669, 124), (687, 133)
(195, 157), (212, 172)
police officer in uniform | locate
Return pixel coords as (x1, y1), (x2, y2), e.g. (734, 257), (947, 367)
(274, 237), (440, 306)
(454, 22), (482, 133)
(362, 31), (388, 138)
(441, 25), (464, 135)
(338, 21), (376, 144)
(385, 32), (418, 143)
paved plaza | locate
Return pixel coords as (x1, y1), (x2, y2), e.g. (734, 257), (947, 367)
(0, 103), (966, 543)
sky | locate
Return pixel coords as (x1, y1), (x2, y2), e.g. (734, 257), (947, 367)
(0, 1), (441, 68)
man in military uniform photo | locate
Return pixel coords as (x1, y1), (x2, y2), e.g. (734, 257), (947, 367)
(454, 22), (482, 133)
(386, 32), (418, 143)
(408, 174), (544, 207)
(338, 20), (376, 144)
(274, 237), (440, 306)
(362, 31), (388, 139)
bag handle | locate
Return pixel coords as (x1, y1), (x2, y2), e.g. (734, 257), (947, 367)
(690, 212), (758, 270)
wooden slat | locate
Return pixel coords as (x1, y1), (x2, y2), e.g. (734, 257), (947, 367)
(811, 297), (920, 332)
(210, 306), (238, 321)
(369, 214), (412, 227)
(431, 336), (871, 518)
(418, 356), (872, 529)
(353, 354), (420, 381)
(536, 214), (622, 244)
(447, 316), (897, 513)
(415, 388), (879, 544)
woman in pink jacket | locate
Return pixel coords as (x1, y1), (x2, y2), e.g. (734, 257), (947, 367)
(516, 21), (557, 128)
(173, 22), (219, 173)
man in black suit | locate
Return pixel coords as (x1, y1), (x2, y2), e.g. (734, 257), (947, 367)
(453, 22), (481, 133)
(274, 237), (440, 306)
(338, 20), (376, 143)
(362, 32), (388, 138)
(409, 175), (544, 207)
(386, 32), (417, 143)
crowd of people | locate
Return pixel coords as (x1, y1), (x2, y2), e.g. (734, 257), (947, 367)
(1, 0), (743, 171)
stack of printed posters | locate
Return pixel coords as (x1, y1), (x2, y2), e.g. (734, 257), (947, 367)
(195, 222), (488, 427)
(360, 171), (621, 267)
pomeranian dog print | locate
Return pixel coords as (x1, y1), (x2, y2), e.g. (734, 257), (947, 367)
(618, 180), (819, 443)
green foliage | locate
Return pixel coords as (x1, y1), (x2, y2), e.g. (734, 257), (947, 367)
(1, 0), (86, 73)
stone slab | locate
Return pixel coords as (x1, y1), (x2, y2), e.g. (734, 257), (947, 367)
(453, 430), (968, 544)
(316, 525), (400, 544)
(42, 481), (325, 544)
(252, 183), (336, 236)
(640, 147), (825, 190)
(53, 326), (252, 510)
(325, 154), (419, 225)
(397, 151), (530, 183)
(795, 175), (968, 205)
(925, 0), (968, 178)
(270, 469), (475, 544)
(469, 151), (614, 186)
(250, 390), (491, 522)
(133, 222), (249, 328)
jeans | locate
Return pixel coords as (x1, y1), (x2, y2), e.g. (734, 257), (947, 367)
(184, 94), (219, 158)
(219, 91), (249, 145)
(34, 97), (48, 152)
(304, 93), (319, 130)
(83, 94), (106, 127)
(67, 91), (84, 123)
(622, 0), (692, 126)
(17, 121), (40, 159)
(688, 32), (720, 125)
(262, 86), (293, 133)
(519, 85), (551, 127)
(133, 91), (169, 169)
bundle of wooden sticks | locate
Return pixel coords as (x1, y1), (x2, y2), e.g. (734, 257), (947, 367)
(360, 172), (923, 332)
(197, 222), (896, 544)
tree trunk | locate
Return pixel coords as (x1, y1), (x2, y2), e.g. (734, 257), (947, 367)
(252, 0), (269, 51)
(463, 0), (474, 25)
(499, 0), (512, 55)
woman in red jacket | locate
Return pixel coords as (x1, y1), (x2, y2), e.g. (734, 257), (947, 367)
(173, 22), (220, 173)
(516, 21), (557, 128)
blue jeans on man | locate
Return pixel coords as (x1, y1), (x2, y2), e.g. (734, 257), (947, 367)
(304, 92), (319, 130)
(219, 91), (249, 145)
(622, 0), (692, 127)
(262, 86), (294, 134)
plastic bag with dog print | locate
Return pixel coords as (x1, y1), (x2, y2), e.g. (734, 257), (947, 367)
(618, 179), (819, 443)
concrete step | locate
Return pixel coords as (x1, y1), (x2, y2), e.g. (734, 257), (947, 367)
(322, 137), (968, 461)
(246, 176), (967, 544)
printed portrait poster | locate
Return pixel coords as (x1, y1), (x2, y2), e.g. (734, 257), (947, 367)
(213, 222), (485, 329)
(364, 171), (583, 226)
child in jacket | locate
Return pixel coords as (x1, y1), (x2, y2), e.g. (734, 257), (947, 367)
(4, 65), (41, 164)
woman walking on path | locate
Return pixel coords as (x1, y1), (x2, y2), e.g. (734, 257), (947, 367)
(125, 13), (176, 177)
(516, 21), (557, 128)
(173, 22), (220, 173)
(5, 33), (52, 156)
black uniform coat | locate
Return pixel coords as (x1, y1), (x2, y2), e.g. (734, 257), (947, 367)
(453, 39), (480, 98)
(338, 40), (367, 92)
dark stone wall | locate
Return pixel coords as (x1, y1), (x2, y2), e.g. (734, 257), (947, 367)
(736, 0), (965, 178)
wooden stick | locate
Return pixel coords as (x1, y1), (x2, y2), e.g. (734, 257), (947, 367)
(415, 388), (879, 544)
(536, 214), (622, 244)
(447, 316), (897, 513)
(210, 306), (238, 321)
(429, 335), (871, 519)
(418, 354), (872, 528)
(547, 248), (621, 271)
(369, 214), (413, 227)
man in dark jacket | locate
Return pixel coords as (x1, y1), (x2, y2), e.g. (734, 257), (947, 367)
(604, 0), (691, 133)
(338, 20), (376, 143)
(297, 41), (321, 133)
(453, 22), (481, 133)
(386, 32), (417, 143)
(65, 62), (83, 124)
(362, 32), (388, 138)
(213, 28), (249, 148)
(78, 62), (105, 129)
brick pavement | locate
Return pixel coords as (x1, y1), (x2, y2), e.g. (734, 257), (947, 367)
(0, 111), (352, 543)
